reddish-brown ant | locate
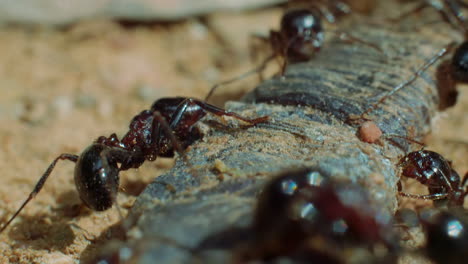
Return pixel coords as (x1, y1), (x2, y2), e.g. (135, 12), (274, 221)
(235, 168), (399, 263)
(204, 7), (326, 102)
(288, 0), (353, 24)
(0, 97), (268, 234)
(397, 150), (468, 207)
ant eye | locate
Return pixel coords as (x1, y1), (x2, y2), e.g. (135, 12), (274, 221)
(74, 144), (119, 211)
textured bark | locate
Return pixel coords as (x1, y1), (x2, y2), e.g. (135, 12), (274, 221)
(83, 2), (461, 263)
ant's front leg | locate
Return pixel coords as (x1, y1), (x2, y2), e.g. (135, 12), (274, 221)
(177, 98), (269, 125)
(0, 153), (79, 234)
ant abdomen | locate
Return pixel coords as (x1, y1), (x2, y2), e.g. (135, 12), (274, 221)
(74, 143), (120, 211)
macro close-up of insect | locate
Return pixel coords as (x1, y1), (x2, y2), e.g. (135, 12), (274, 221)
(0, 0), (467, 263)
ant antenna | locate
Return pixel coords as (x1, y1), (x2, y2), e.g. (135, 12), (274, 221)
(0, 153), (78, 234)
(359, 42), (457, 119)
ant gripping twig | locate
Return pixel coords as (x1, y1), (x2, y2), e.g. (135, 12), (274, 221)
(398, 150), (468, 207)
(0, 97), (268, 234)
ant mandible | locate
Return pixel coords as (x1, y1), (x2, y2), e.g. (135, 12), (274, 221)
(0, 97), (268, 234)
(397, 149), (468, 207)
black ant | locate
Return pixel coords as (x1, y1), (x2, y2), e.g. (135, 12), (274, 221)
(205, 5), (379, 102)
(204, 7), (325, 102)
(397, 149), (468, 207)
(0, 97), (268, 234)
(234, 168), (399, 263)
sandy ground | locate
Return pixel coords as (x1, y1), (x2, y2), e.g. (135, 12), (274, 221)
(0, 7), (466, 264)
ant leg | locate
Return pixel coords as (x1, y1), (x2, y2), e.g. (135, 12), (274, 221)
(152, 111), (185, 156)
(150, 110), (201, 179)
(397, 180), (451, 201)
(356, 43), (456, 120)
(398, 192), (449, 201)
(0, 153), (79, 234)
(332, 31), (383, 53)
(185, 98), (269, 125)
(204, 53), (276, 102)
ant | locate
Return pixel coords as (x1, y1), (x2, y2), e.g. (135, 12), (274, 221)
(205, 5), (380, 102)
(234, 168), (399, 263)
(397, 149), (468, 207)
(0, 97), (268, 234)
(349, 43), (455, 124)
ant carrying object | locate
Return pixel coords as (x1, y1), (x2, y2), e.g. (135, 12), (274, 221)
(397, 149), (468, 207)
(204, 8), (326, 102)
(0, 97), (268, 234)
(235, 168), (399, 263)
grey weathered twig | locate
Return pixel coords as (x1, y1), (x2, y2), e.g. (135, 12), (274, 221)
(83, 3), (460, 264)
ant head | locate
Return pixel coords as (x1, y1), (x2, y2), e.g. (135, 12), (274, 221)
(74, 143), (120, 211)
(452, 41), (468, 82)
(280, 8), (324, 62)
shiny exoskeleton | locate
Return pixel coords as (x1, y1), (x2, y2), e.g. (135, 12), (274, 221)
(0, 97), (268, 234)
(421, 209), (468, 264)
(204, 8), (325, 102)
(274, 8), (325, 63)
(289, 0), (353, 23)
(397, 150), (468, 207)
(236, 168), (398, 263)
